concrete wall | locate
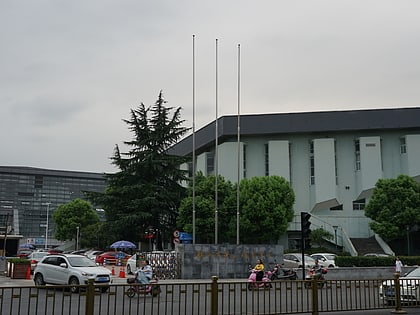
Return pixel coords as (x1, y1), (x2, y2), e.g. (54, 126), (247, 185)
(319, 266), (416, 280)
(176, 244), (284, 279)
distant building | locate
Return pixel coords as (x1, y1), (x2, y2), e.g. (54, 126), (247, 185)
(0, 166), (106, 255)
(170, 107), (420, 251)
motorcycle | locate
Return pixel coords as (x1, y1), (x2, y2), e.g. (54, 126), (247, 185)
(126, 277), (161, 298)
(247, 266), (272, 290)
(269, 262), (298, 280)
(304, 266), (328, 289)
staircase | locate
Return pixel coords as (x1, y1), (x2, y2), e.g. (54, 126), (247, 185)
(350, 236), (385, 256)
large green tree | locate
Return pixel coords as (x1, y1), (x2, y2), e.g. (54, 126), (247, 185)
(177, 172), (236, 243)
(365, 174), (420, 240)
(88, 92), (190, 249)
(52, 199), (99, 243)
(239, 176), (295, 244)
(178, 174), (295, 244)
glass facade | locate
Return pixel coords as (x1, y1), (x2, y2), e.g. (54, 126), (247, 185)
(0, 166), (107, 247)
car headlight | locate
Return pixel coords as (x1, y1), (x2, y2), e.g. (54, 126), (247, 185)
(81, 272), (95, 277)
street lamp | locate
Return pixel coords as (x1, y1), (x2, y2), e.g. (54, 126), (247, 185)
(44, 202), (51, 249)
(332, 225), (338, 251)
(406, 225), (410, 256)
(76, 226), (80, 251)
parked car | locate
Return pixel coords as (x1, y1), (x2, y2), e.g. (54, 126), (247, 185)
(33, 254), (112, 293)
(95, 251), (131, 265)
(27, 251), (49, 273)
(84, 250), (104, 261)
(17, 249), (33, 258)
(364, 253), (392, 257)
(310, 253), (337, 268)
(283, 253), (316, 269)
(379, 267), (420, 305)
(126, 254), (138, 275)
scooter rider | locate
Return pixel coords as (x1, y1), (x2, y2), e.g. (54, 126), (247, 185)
(253, 259), (265, 282)
(135, 260), (153, 284)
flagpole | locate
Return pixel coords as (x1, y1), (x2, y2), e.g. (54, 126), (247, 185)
(192, 34), (196, 244)
(236, 43), (241, 245)
(215, 38), (219, 245)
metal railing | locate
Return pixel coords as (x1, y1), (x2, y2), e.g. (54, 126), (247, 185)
(0, 274), (417, 314)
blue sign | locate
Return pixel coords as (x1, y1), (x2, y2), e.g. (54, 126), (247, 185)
(179, 232), (193, 242)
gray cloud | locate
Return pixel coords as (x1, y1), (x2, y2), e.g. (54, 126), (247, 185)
(1, 0), (420, 173)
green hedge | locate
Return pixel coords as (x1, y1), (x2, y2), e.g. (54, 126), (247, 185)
(7, 258), (31, 264)
(335, 256), (420, 267)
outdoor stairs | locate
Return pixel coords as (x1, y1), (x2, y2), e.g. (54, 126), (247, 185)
(350, 236), (385, 256)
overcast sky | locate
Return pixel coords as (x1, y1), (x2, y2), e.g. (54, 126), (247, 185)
(1, 1), (420, 174)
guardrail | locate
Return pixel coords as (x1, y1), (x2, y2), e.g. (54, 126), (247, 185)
(0, 275), (417, 314)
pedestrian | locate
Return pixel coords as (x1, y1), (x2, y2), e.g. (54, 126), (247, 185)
(395, 257), (403, 274)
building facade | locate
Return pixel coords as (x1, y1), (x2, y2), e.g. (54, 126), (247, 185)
(0, 166), (106, 254)
(170, 107), (420, 250)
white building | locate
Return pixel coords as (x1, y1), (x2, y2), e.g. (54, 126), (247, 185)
(170, 107), (420, 253)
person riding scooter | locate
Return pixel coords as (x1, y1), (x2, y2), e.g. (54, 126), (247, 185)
(135, 260), (153, 284)
(253, 259), (265, 282)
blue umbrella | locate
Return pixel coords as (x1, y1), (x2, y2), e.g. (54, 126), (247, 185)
(110, 240), (136, 249)
(19, 243), (36, 249)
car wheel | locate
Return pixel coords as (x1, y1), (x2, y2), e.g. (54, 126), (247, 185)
(126, 287), (136, 298)
(151, 286), (161, 297)
(127, 264), (132, 274)
(34, 273), (45, 286)
(69, 277), (80, 293)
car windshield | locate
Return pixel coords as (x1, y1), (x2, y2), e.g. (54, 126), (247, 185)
(304, 256), (315, 262)
(404, 268), (420, 278)
(68, 256), (98, 267)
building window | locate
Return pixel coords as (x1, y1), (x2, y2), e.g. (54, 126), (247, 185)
(400, 137), (407, 154)
(264, 143), (269, 176)
(355, 140), (361, 171)
(309, 141), (315, 185)
(334, 140), (338, 185)
(206, 152), (214, 175)
(187, 161), (193, 178)
(330, 204), (343, 211)
(353, 199), (365, 210)
(243, 145), (247, 178)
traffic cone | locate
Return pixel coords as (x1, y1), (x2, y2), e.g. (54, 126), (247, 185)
(118, 267), (125, 278)
(25, 266), (31, 280)
(111, 266), (115, 276)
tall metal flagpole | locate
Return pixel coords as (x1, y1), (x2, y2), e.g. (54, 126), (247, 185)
(214, 38), (219, 245)
(236, 44), (241, 245)
(192, 34), (196, 244)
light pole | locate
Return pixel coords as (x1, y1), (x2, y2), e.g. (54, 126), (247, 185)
(406, 226), (410, 256)
(76, 226), (80, 251)
(44, 202), (51, 249)
(333, 225), (338, 251)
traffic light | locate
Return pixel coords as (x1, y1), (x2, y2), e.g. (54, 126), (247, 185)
(301, 212), (311, 238)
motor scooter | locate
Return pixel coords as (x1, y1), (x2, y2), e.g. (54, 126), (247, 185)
(304, 266), (327, 289)
(270, 262), (298, 280)
(126, 277), (161, 298)
(247, 266), (272, 290)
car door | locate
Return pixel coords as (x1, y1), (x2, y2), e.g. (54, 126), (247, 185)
(54, 257), (70, 284)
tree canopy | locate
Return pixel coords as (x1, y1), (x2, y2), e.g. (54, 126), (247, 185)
(87, 92), (190, 249)
(177, 174), (295, 244)
(365, 174), (420, 241)
(52, 199), (99, 242)
(177, 172), (236, 243)
(239, 176), (295, 244)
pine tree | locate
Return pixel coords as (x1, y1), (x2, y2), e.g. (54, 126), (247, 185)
(89, 91), (190, 249)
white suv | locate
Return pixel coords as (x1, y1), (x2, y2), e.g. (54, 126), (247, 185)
(33, 254), (112, 293)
